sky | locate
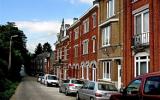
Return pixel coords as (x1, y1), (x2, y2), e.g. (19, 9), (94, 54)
(0, 0), (94, 53)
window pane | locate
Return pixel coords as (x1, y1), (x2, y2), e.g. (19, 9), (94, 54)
(127, 79), (141, 94)
(140, 62), (147, 75)
(143, 12), (149, 33)
(144, 76), (160, 95)
(102, 28), (106, 46)
(136, 62), (138, 76)
(136, 14), (141, 34)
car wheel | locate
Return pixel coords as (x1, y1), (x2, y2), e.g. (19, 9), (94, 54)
(90, 97), (94, 100)
(76, 92), (80, 100)
(46, 83), (49, 87)
(65, 89), (68, 96)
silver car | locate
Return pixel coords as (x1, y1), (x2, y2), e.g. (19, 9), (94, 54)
(59, 79), (84, 96)
(76, 81), (118, 100)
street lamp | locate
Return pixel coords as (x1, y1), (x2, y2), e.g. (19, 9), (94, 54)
(8, 35), (18, 70)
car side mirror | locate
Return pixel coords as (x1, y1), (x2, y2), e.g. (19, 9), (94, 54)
(120, 87), (127, 94)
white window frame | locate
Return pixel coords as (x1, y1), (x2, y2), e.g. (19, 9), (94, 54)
(83, 18), (89, 33)
(74, 27), (79, 40)
(134, 52), (150, 77)
(74, 45), (78, 57)
(107, 0), (115, 18)
(92, 12), (97, 28)
(82, 39), (89, 55)
(134, 9), (149, 35)
(69, 31), (72, 42)
(92, 36), (96, 53)
(82, 65), (84, 79)
(102, 26), (111, 47)
(57, 49), (59, 60)
(64, 47), (67, 60)
(134, 9), (149, 44)
(103, 61), (111, 80)
(59, 48), (62, 59)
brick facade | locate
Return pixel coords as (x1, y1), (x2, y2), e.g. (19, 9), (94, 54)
(123, 0), (160, 86)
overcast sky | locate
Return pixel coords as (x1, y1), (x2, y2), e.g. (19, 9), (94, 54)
(0, 0), (94, 53)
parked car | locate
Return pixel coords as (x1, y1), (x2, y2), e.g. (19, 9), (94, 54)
(59, 79), (84, 95)
(37, 73), (44, 82)
(76, 81), (118, 100)
(41, 76), (45, 84)
(110, 72), (160, 100)
(44, 74), (59, 87)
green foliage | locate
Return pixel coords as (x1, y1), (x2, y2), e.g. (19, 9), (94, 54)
(0, 22), (31, 81)
(43, 42), (52, 52)
(0, 79), (19, 100)
(34, 43), (43, 56)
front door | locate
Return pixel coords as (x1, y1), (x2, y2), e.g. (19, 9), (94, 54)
(118, 65), (121, 89)
(92, 67), (96, 81)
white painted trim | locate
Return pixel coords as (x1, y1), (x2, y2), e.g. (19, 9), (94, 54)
(134, 52), (150, 77)
(98, 57), (122, 61)
(132, 4), (149, 15)
(99, 18), (119, 27)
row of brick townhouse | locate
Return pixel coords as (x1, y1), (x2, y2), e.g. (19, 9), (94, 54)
(53, 0), (160, 88)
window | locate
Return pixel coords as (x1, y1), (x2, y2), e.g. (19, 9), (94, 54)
(135, 53), (150, 77)
(64, 47), (67, 60)
(107, 0), (115, 18)
(74, 45), (78, 57)
(83, 18), (89, 33)
(83, 82), (89, 89)
(134, 10), (149, 44)
(103, 61), (111, 80)
(88, 82), (95, 90)
(82, 40), (89, 54)
(92, 13), (97, 28)
(57, 50), (59, 60)
(92, 36), (96, 53)
(74, 27), (79, 40)
(102, 26), (110, 47)
(59, 48), (62, 59)
(126, 79), (142, 94)
(69, 31), (72, 42)
(144, 76), (160, 95)
(135, 10), (149, 35)
(132, 0), (138, 3)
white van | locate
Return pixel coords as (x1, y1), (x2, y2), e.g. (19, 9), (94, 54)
(44, 74), (59, 87)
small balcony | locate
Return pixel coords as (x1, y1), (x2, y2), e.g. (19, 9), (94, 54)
(132, 32), (149, 50)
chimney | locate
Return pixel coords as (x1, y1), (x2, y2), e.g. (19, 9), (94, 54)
(73, 18), (78, 23)
(93, 0), (99, 5)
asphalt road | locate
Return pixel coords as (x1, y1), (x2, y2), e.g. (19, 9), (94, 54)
(10, 76), (76, 100)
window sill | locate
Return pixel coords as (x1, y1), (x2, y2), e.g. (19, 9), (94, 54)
(101, 44), (110, 48)
(132, 0), (138, 3)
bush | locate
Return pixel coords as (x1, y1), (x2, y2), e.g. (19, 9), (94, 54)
(0, 79), (19, 100)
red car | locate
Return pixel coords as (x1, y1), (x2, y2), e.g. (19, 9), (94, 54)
(110, 72), (160, 100)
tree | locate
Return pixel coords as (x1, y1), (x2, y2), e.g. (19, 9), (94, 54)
(34, 43), (43, 56)
(42, 42), (52, 52)
(0, 22), (29, 81)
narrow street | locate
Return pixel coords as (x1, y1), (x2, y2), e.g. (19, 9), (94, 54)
(11, 76), (76, 100)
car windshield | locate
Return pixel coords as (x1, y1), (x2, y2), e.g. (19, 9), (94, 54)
(71, 80), (84, 84)
(98, 83), (117, 91)
(48, 76), (57, 80)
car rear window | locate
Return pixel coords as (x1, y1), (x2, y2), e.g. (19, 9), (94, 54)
(48, 76), (57, 80)
(63, 80), (70, 83)
(98, 83), (117, 91)
(71, 80), (84, 84)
